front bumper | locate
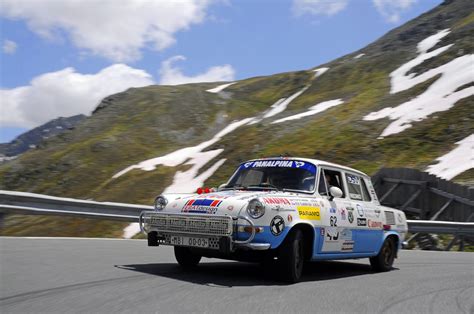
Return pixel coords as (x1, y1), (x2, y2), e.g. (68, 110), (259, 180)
(139, 211), (270, 252)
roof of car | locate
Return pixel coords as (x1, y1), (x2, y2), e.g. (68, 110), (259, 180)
(245, 157), (368, 177)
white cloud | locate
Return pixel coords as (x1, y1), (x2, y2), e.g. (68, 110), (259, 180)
(0, 0), (214, 62)
(372, 0), (417, 23)
(2, 39), (17, 54)
(0, 64), (154, 128)
(293, 0), (348, 17)
(159, 55), (235, 85)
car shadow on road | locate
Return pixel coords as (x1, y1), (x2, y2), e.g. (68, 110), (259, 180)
(115, 260), (390, 286)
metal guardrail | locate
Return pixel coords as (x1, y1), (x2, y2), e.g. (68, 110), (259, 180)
(0, 190), (153, 222)
(406, 220), (474, 235)
(0, 190), (473, 235)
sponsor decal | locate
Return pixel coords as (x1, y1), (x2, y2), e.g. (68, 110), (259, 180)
(339, 208), (346, 220)
(320, 228), (325, 236)
(340, 229), (353, 240)
(357, 218), (367, 226)
(263, 197), (291, 205)
(182, 199), (222, 214)
(368, 220), (383, 228)
(240, 160), (317, 174)
(326, 227), (339, 241)
(322, 228), (355, 252)
(295, 161), (305, 168)
(348, 211), (354, 224)
(297, 206), (321, 220)
(341, 241), (354, 251)
(249, 160), (295, 168)
(196, 194), (230, 199)
(329, 207), (336, 214)
(356, 204), (365, 217)
(330, 216), (338, 227)
(289, 198), (319, 207)
(270, 216), (285, 236)
(346, 175), (360, 185)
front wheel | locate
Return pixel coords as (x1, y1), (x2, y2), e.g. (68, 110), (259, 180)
(277, 229), (305, 283)
(370, 237), (396, 272)
(174, 246), (201, 268)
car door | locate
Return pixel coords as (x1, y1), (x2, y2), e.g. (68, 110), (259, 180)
(344, 172), (382, 254)
(317, 168), (354, 254)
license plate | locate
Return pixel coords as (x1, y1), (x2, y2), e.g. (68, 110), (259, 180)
(170, 236), (210, 248)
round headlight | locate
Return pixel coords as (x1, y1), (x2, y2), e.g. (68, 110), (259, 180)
(154, 196), (168, 211)
(247, 198), (265, 219)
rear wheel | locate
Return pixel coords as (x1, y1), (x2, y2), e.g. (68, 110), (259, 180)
(174, 246), (201, 268)
(370, 237), (396, 272)
(277, 229), (305, 283)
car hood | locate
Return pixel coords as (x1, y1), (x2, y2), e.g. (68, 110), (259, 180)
(160, 190), (310, 217)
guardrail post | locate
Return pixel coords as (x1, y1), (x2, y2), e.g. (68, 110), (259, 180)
(458, 235), (465, 252)
(445, 235), (458, 251)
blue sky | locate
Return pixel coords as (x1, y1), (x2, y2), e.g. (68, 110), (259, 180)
(0, 0), (442, 143)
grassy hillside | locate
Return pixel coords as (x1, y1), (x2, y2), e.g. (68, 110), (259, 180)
(1, 0), (472, 237)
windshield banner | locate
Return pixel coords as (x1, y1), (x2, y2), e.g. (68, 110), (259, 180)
(240, 160), (316, 174)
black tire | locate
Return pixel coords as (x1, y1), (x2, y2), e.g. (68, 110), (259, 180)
(174, 246), (201, 268)
(277, 229), (305, 283)
(370, 237), (396, 272)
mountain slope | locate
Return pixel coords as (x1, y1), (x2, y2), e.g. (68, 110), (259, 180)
(0, 115), (86, 158)
(1, 0), (472, 237)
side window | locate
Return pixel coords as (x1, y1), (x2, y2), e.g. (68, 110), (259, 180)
(321, 169), (346, 198)
(360, 178), (372, 202)
(345, 174), (372, 202)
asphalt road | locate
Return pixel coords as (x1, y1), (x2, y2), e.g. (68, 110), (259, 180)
(1, 237), (473, 313)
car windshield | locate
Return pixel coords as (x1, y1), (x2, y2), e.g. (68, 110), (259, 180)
(223, 160), (317, 193)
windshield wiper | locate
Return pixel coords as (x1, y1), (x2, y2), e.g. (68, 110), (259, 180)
(282, 188), (311, 194)
(221, 184), (248, 190)
(247, 183), (280, 191)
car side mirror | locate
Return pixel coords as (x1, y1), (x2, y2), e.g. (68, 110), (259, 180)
(328, 186), (343, 200)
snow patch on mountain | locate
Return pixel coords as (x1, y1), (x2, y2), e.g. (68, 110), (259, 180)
(113, 118), (252, 180)
(272, 99), (344, 124)
(248, 87), (309, 125)
(363, 29), (474, 138)
(426, 134), (474, 180)
(206, 82), (236, 93)
(313, 67), (329, 78)
(263, 87), (309, 119)
(390, 29), (452, 94)
(354, 53), (365, 59)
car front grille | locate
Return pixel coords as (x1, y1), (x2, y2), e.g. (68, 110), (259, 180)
(144, 212), (233, 236)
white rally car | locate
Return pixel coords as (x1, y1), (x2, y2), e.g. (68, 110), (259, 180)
(140, 157), (408, 282)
